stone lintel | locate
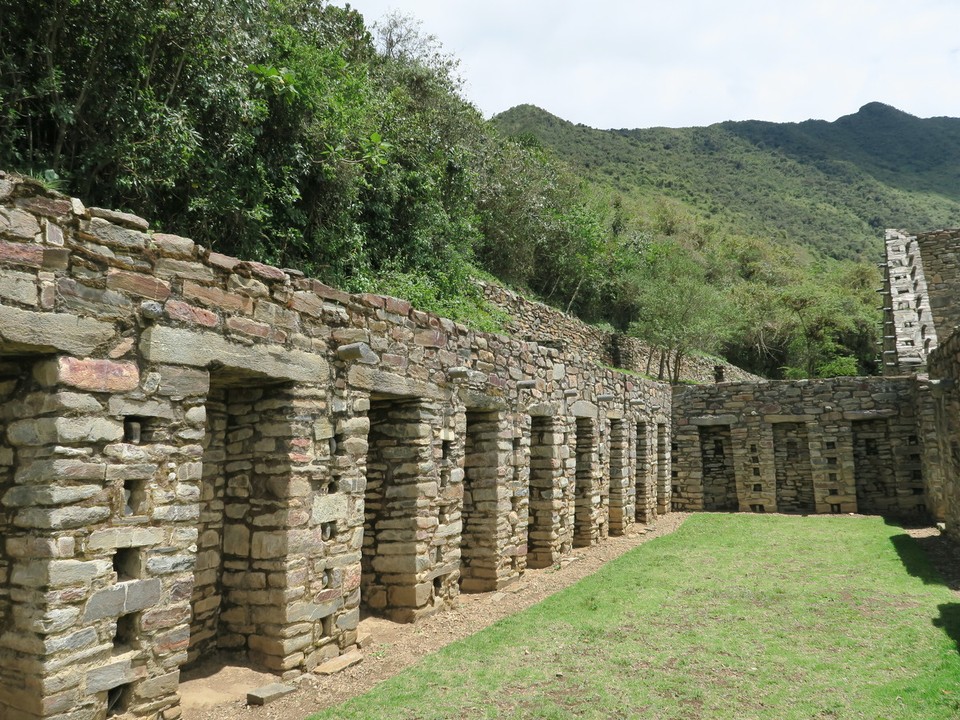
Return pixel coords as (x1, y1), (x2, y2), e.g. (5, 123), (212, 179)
(139, 326), (328, 384)
(570, 400), (599, 418)
(347, 365), (440, 399)
(763, 414), (816, 423)
(690, 414), (738, 426)
(842, 409), (898, 420)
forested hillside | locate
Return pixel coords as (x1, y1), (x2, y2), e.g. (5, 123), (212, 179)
(1, 1), (931, 380)
(492, 103), (960, 261)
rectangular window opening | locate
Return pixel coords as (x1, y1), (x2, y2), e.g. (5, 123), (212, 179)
(113, 548), (140, 582)
(123, 479), (147, 517)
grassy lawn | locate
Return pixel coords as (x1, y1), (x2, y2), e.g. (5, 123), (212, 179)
(309, 515), (960, 719)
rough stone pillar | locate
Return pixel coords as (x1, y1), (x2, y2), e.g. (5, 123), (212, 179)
(607, 417), (633, 535)
(527, 414), (571, 568)
(656, 423), (671, 515)
(573, 416), (603, 547)
(634, 421), (658, 521)
(461, 410), (517, 591)
(362, 398), (448, 623)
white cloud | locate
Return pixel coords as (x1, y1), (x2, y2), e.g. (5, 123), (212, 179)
(341, 0), (960, 127)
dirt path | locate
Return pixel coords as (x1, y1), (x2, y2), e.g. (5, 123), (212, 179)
(179, 513), (689, 720)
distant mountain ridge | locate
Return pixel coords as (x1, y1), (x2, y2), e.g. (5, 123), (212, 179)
(491, 102), (960, 260)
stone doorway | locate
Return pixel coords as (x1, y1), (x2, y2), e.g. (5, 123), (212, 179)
(188, 379), (298, 672)
(852, 418), (897, 515)
(361, 397), (448, 622)
(700, 426), (737, 511)
(460, 410), (503, 592)
(773, 423), (814, 513)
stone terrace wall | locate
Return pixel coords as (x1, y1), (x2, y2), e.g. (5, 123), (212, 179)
(0, 172), (671, 720)
(928, 332), (960, 541)
(478, 281), (761, 385)
(881, 229), (937, 375)
(671, 378), (936, 519)
(914, 228), (960, 340)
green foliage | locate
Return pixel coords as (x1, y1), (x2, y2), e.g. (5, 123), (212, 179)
(0, 4), (897, 373)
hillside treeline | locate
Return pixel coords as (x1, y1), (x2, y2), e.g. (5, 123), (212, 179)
(0, 0), (880, 379)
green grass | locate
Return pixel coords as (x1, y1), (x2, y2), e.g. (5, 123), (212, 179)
(309, 515), (960, 719)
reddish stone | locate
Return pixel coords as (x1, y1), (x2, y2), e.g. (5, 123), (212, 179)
(141, 604), (191, 631)
(313, 588), (339, 603)
(164, 299), (219, 328)
(383, 296), (412, 315)
(182, 280), (253, 313)
(289, 292), (324, 317)
(53, 357), (140, 392)
(0, 240), (43, 268)
(239, 260), (287, 282)
(16, 195), (73, 218)
(107, 269), (171, 301)
(358, 293), (385, 309)
(414, 329), (446, 348)
(207, 251), (241, 272)
(309, 279), (351, 304)
(226, 315), (270, 338)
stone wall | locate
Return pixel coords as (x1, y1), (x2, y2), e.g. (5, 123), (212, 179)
(880, 230), (937, 375)
(927, 331), (960, 541)
(671, 378), (933, 518)
(912, 228), (960, 339)
(477, 281), (761, 385)
(0, 172), (671, 720)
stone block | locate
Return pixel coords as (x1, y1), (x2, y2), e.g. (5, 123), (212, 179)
(105, 270), (171, 301)
(14, 505), (111, 530)
(85, 657), (145, 694)
(2, 484), (101, 507)
(246, 683), (296, 706)
(314, 650), (362, 675)
(311, 494), (347, 525)
(34, 357), (139, 393)
(87, 527), (164, 550)
(140, 326), (328, 384)
(0, 269), (38, 306)
(0, 304), (115, 356)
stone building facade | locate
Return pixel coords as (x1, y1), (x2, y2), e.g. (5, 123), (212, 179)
(6, 167), (960, 720)
(0, 173), (671, 720)
(671, 378), (936, 518)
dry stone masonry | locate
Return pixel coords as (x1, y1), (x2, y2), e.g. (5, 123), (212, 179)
(0, 173), (671, 720)
(6, 169), (960, 720)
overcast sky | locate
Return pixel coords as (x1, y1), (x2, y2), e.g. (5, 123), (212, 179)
(340, 0), (960, 129)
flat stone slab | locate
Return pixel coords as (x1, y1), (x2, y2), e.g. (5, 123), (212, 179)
(314, 650), (363, 676)
(246, 683), (297, 706)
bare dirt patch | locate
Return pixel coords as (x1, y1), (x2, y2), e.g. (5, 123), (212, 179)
(180, 513), (689, 720)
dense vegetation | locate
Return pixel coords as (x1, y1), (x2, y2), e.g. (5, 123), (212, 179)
(4, 2), (949, 379)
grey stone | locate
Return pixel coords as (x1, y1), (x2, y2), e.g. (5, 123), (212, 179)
(246, 683), (296, 706)
(140, 326), (328, 383)
(0, 304), (115, 356)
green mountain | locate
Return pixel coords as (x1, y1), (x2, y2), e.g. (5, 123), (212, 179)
(491, 102), (960, 261)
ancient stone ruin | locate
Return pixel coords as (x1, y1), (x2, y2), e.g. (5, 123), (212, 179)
(0, 174), (671, 719)
(3, 169), (960, 720)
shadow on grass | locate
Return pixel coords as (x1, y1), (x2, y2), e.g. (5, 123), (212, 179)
(889, 530), (960, 591)
(934, 604), (960, 652)
(888, 523), (960, 651)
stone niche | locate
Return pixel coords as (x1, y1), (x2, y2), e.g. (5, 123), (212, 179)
(699, 425), (737, 512)
(773, 422), (814, 514)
